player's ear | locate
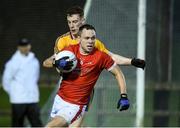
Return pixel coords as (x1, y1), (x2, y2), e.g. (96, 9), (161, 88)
(81, 18), (85, 25)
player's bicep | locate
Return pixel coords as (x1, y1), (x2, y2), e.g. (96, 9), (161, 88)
(108, 52), (132, 65)
(109, 65), (120, 76)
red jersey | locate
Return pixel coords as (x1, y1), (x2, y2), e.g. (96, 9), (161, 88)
(58, 44), (115, 105)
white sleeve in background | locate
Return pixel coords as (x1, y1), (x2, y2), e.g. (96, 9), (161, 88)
(35, 59), (40, 83)
(2, 60), (17, 94)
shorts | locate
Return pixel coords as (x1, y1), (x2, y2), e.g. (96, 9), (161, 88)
(50, 95), (86, 124)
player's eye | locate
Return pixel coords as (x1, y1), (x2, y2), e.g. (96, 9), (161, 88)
(73, 20), (78, 23)
(91, 36), (96, 40)
(85, 37), (90, 40)
(68, 21), (71, 24)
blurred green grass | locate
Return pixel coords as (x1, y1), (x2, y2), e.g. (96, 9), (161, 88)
(0, 84), (179, 127)
(0, 84), (55, 126)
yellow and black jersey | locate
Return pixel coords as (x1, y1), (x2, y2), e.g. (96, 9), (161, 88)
(54, 32), (109, 54)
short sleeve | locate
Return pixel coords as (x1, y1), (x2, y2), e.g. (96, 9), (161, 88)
(101, 52), (116, 71)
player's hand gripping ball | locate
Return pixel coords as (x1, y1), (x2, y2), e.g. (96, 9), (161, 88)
(53, 50), (77, 73)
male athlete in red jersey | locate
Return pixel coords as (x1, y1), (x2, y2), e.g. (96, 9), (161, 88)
(46, 24), (129, 127)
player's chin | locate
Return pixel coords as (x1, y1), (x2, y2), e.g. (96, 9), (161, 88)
(86, 47), (93, 53)
(71, 30), (78, 35)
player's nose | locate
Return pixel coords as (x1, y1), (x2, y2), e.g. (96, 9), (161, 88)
(87, 41), (94, 45)
(69, 23), (74, 28)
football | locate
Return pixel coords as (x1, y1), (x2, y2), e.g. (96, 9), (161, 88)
(54, 50), (77, 73)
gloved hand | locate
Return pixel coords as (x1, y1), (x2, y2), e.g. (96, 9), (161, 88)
(131, 58), (146, 69)
(53, 56), (73, 71)
(117, 94), (130, 111)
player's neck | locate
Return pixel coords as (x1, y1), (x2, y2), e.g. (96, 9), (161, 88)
(70, 32), (79, 39)
(79, 46), (89, 55)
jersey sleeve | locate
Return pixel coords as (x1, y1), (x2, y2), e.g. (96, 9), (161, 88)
(2, 60), (17, 94)
(54, 37), (67, 53)
(95, 39), (109, 54)
(101, 52), (116, 71)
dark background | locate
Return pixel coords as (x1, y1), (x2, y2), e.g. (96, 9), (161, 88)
(0, 0), (179, 126)
(0, 0), (86, 83)
(0, 0), (180, 83)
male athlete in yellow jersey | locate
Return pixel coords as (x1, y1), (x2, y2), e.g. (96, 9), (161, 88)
(54, 32), (109, 55)
(43, 6), (145, 126)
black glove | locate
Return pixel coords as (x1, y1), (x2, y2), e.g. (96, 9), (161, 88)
(131, 58), (146, 69)
(117, 94), (130, 111)
(53, 56), (73, 71)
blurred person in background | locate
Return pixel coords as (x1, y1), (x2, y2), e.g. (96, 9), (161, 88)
(2, 38), (42, 127)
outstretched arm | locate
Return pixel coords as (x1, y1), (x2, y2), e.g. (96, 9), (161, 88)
(109, 52), (131, 66)
(95, 39), (145, 69)
(108, 52), (146, 69)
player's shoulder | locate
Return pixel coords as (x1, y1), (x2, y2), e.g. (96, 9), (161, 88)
(94, 48), (108, 56)
(95, 38), (105, 47)
(56, 32), (70, 42)
(64, 43), (79, 51)
(62, 44), (79, 56)
(95, 38), (103, 43)
(69, 43), (79, 49)
(54, 32), (70, 49)
(60, 32), (70, 38)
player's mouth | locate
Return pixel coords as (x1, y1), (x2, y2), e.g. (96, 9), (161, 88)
(87, 45), (94, 51)
(71, 29), (77, 33)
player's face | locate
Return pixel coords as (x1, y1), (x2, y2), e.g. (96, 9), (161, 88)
(67, 14), (84, 36)
(18, 44), (31, 55)
(80, 29), (96, 54)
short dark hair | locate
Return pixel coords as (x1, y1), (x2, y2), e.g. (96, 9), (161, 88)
(79, 24), (96, 35)
(66, 6), (84, 17)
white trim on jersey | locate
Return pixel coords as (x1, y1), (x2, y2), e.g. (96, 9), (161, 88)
(107, 62), (117, 71)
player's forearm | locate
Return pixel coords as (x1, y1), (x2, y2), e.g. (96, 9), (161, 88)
(110, 66), (127, 94)
(43, 56), (54, 68)
(108, 52), (132, 66)
(108, 52), (146, 69)
(116, 68), (127, 94)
